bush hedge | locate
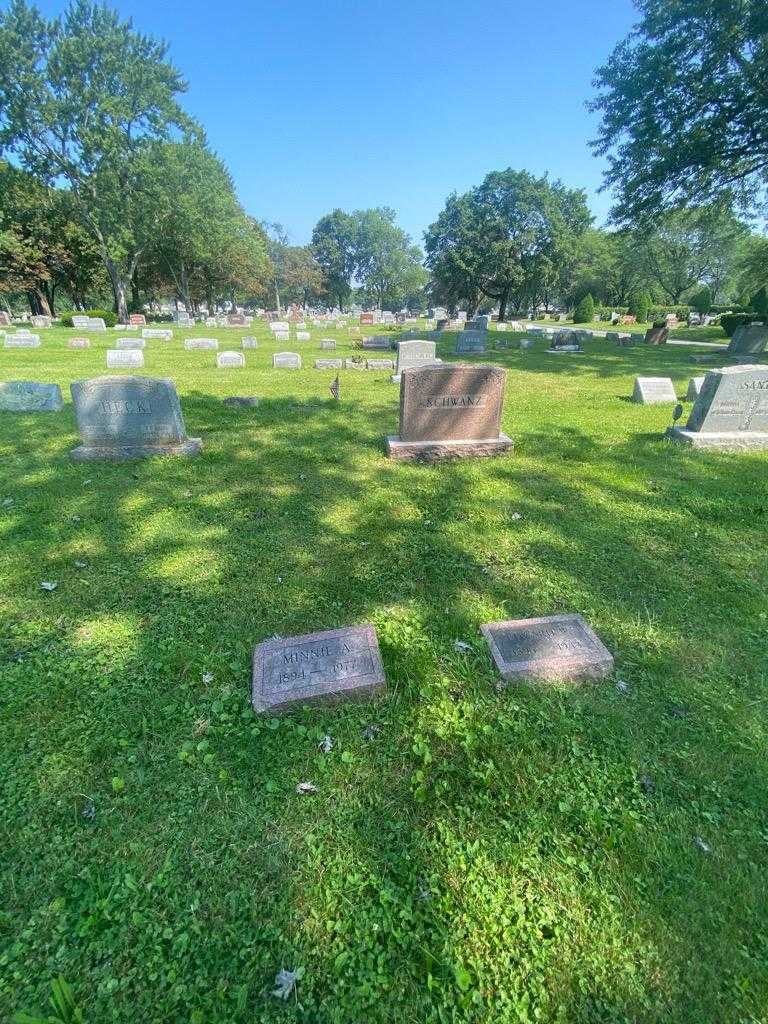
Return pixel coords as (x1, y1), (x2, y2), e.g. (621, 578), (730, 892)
(720, 313), (761, 338)
(573, 293), (595, 323)
(59, 308), (118, 328)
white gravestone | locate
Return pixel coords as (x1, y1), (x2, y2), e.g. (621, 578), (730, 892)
(217, 351), (245, 368)
(142, 328), (173, 340)
(106, 349), (144, 369)
(273, 352), (301, 369)
(5, 334), (40, 348)
(632, 377), (677, 404)
(116, 338), (145, 349)
(184, 338), (218, 350)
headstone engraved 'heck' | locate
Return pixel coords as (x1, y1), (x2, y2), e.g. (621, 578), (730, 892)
(252, 625), (386, 713)
(667, 364), (768, 449)
(481, 614), (614, 683)
(387, 363), (512, 461)
(70, 375), (202, 461)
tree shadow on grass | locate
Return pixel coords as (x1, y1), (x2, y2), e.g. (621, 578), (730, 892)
(0, 401), (767, 1022)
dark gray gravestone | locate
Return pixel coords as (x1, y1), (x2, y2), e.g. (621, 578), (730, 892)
(252, 624), (386, 713)
(632, 377), (677, 403)
(0, 381), (64, 412)
(481, 614), (614, 682)
(361, 335), (392, 350)
(455, 330), (486, 354)
(70, 376), (202, 461)
(667, 364), (768, 449)
(727, 324), (768, 356)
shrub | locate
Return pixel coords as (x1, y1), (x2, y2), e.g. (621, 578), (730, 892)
(750, 286), (768, 318)
(691, 286), (712, 316)
(573, 293), (595, 324)
(60, 308), (118, 328)
(629, 292), (651, 323)
(648, 305), (690, 323)
(720, 312), (760, 338)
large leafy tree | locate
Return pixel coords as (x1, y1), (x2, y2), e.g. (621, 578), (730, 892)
(0, 0), (198, 320)
(591, 0), (768, 222)
(425, 170), (591, 319)
(311, 209), (357, 310)
(352, 208), (427, 310)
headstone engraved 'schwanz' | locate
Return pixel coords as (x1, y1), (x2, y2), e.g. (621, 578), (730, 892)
(252, 625), (386, 713)
(481, 614), (614, 682)
(70, 376), (202, 461)
(386, 363), (513, 460)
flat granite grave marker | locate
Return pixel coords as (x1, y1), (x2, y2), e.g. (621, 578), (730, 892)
(345, 359), (366, 370)
(5, 334), (40, 348)
(361, 335), (392, 350)
(727, 323), (768, 356)
(142, 328), (172, 341)
(0, 381), (64, 412)
(686, 376), (705, 401)
(386, 364), (513, 461)
(184, 338), (218, 350)
(273, 351), (301, 368)
(481, 614), (614, 683)
(315, 358), (343, 369)
(270, 321), (290, 333)
(632, 377), (677, 404)
(106, 349), (144, 369)
(366, 358), (394, 370)
(666, 364), (768, 449)
(217, 351), (245, 368)
(68, 338), (91, 349)
(70, 375), (202, 461)
(252, 624), (386, 713)
(296, 331), (310, 341)
(116, 337), (145, 349)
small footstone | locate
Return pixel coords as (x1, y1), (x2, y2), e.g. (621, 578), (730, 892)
(252, 624), (386, 714)
(223, 396), (260, 408)
(0, 381), (64, 412)
(481, 614), (614, 683)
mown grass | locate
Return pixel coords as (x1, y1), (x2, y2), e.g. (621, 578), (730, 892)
(1, 322), (767, 1023)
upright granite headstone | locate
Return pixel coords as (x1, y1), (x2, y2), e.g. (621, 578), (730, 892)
(241, 337), (258, 348)
(252, 624), (386, 713)
(30, 315), (51, 329)
(70, 376), (202, 460)
(393, 339), (439, 382)
(273, 351), (301, 368)
(455, 330), (486, 354)
(727, 323), (768, 356)
(361, 335), (392, 350)
(386, 364), (513, 461)
(0, 381), (64, 412)
(106, 349), (144, 369)
(645, 326), (669, 345)
(0, 311), (10, 327)
(87, 317), (106, 332)
(296, 331), (310, 341)
(481, 614), (614, 682)
(129, 314), (146, 327)
(116, 338), (145, 349)
(666, 364), (768, 449)
(632, 377), (677, 404)
(274, 331), (290, 342)
(142, 328), (172, 341)
(270, 321), (290, 333)
(71, 315), (91, 330)
(217, 351), (245, 368)
(320, 339), (336, 350)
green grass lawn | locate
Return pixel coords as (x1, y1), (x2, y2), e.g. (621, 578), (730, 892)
(1, 323), (767, 1023)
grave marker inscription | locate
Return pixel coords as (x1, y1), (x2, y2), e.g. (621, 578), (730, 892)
(481, 614), (614, 682)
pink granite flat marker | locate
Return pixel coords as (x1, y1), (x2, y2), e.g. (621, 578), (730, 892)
(481, 614), (614, 683)
(252, 624), (386, 714)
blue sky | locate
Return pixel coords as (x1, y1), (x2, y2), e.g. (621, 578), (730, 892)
(39, 0), (640, 246)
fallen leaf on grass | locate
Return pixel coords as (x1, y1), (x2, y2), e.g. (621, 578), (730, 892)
(40, 581), (58, 591)
(201, 671), (214, 685)
(453, 640), (472, 653)
(296, 782), (317, 795)
(694, 836), (712, 854)
(615, 680), (630, 694)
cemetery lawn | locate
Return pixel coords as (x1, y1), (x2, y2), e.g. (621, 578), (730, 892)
(2, 324), (767, 1024)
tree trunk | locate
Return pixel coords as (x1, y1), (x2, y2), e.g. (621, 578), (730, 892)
(497, 286), (510, 323)
(104, 256), (131, 322)
(27, 288), (52, 316)
(131, 280), (141, 311)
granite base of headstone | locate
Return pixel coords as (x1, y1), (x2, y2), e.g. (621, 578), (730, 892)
(70, 376), (202, 461)
(0, 381), (64, 412)
(252, 624), (386, 714)
(481, 614), (614, 683)
(666, 364), (768, 450)
(386, 364), (513, 461)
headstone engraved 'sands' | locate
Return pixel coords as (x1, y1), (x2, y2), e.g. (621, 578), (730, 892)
(5, 334), (40, 348)
(184, 338), (218, 350)
(686, 376), (705, 401)
(252, 625), (386, 713)
(241, 337), (258, 348)
(727, 323), (768, 356)
(481, 614), (614, 683)
(314, 358), (343, 369)
(217, 350), (245, 368)
(106, 349), (144, 369)
(632, 377), (677, 404)
(273, 351), (301, 368)
(386, 364), (513, 461)
(70, 376), (202, 461)
(0, 381), (64, 413)
(116, 337), (145, 349)
(666, 364), (768, 449)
